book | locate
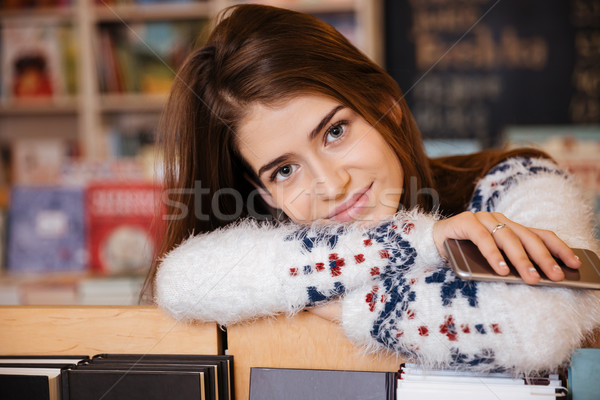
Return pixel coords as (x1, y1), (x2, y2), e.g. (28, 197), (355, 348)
(78, 276), (144, 305)
(19, 280), (79, 305)
(0, 18), (67, 102)
(106, 113), (158, 158)
(423, 138), (482, 157)
(97, 19), (206, 95)
(0, 356), (88, 364)
(567, 348), (600, 400)
(97, 28), (122, 94)
(61, 367), (207, 400)
(0, 367), (62, 400)
(0, 356), (86, 400)
(7, 186), (87, 274)
(91, 354), (234, 400)
(397, 363), (565, 400)
(59, 158), (149, 186)
(75, 362), (215, 400)
(249, 367), (397, 400)
(86, 182), (163, 274)
(11, 138), (69, 186)
(0, 282), (20, 305)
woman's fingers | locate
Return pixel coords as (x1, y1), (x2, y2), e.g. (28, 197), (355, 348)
(433, 212), (510, 277)
(432, 211), (579, 285)
(473, 212), (542, 284)
(529, 228), (582, 270)
(491, 220), (566, 282)
(492, 221), (559, 283)
(477, 212), (580, 283)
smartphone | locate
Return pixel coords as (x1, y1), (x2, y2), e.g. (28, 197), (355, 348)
(444, 238), (600, 290)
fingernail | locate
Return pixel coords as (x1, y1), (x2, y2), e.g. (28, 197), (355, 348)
(498, 261), (509, 273)
(553, 264), (562, 272)
(529, 266), (540, 277)
(575, 255), (580, 261)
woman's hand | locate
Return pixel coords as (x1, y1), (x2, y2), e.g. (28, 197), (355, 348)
(432, 211), (582, 284)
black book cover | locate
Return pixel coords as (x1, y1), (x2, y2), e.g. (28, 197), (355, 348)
(0, 363), (71, 400)
(62, 368), (206, 400)
(249, 367), (396, 400)
(0, 374), (51, 400)
(76, 362), (215, 400)
(92, 353), (234, 400)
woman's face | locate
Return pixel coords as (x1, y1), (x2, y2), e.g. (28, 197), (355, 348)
(237, 94), (404, 224)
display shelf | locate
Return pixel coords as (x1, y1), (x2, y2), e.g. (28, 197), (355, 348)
(0, 0), (383, 159)
(99, 93), (168, 112)
(0, 0), (383, 302)
(0, 98), (79, 116)
(0, 272), (146, 306)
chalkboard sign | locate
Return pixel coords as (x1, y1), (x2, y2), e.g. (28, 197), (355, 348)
(384, 0), (600, 146)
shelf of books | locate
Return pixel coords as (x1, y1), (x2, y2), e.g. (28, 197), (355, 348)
(0, 0), (383, 304)
(1, 0), (381, 152)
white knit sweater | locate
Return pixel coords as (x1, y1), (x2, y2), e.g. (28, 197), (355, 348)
(156, 157), (600, 374)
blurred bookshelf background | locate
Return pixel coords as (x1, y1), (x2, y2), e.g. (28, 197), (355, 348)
(0, 0), (382, 304)
(0, 0), (597, 305)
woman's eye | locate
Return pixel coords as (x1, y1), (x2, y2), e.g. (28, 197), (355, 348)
(273, 164), (297, 181)
(325, 122), (346, 143)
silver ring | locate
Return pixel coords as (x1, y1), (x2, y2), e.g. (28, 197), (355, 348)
(491, 223), (507, 235)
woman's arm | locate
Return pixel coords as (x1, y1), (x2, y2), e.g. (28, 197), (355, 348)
(155, 211), (443, 325)
(338, 157), (600, 373)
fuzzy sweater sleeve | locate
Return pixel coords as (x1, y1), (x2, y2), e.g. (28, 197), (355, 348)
(155, 212), (441, 325)
(340, 157), (600, 374)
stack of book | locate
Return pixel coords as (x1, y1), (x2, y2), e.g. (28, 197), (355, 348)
(0, 354), (233, 400)
(0, 355), (88, 400)
(397, 363), (565, 399)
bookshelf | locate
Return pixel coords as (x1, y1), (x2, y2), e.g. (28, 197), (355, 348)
(0, 0), (383, 305)
(0, 0), (384, 159)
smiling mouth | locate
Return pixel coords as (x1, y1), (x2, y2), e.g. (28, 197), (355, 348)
(327, 183), (373, 221)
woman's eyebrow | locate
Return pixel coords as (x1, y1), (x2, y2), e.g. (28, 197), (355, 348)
(256, 105), (346, 179)
(257, 153), (293, 179)
(308, 105), (345, 140)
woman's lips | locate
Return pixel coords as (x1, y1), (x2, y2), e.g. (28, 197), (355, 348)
(327, 183), (373, 222)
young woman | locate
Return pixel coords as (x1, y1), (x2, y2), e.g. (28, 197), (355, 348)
(145, 4), (600, 374)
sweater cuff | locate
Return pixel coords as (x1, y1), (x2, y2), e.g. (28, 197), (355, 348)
(401, 210), (443, 268)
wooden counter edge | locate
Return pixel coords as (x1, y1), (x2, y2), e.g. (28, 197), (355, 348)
(0, 305), (222, 356)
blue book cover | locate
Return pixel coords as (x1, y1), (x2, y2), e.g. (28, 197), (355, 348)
(7, 186), (87, 273)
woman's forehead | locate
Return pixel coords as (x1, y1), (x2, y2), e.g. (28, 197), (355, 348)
(236, 95), (344, 168)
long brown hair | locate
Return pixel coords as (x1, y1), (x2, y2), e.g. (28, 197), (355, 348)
(140, 4), (548, 302)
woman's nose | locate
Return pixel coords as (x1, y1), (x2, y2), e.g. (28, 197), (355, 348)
(310, 159), (350, 200)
